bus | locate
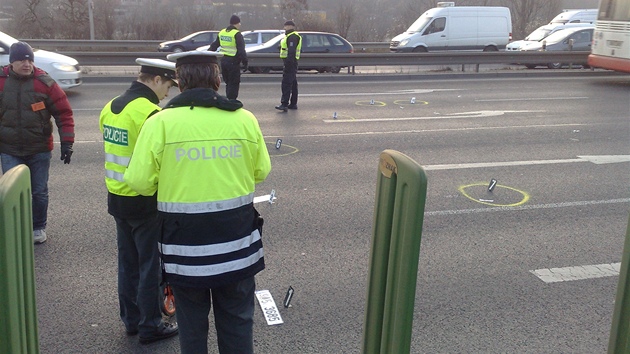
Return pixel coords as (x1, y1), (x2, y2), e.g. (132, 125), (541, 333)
(588, 0), (630, 73)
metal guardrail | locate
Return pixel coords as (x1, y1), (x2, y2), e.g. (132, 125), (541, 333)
(24, 39), (388, 51)
(23, 39), (589, 70)
(60, 51), (591, 68)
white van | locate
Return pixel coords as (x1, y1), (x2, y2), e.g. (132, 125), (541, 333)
(549, 9), (597, 25)
(389, 2), (512, 52)
(506, 22), (594, 51)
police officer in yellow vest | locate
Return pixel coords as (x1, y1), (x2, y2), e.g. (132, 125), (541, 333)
(275, 20), (302, 112)
(99, 58), (179, 345)
(209, 14), (248, 100)
(124, 51), (271, 354)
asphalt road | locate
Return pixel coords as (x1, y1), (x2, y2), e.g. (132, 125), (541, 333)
(14, 71), (630, 353)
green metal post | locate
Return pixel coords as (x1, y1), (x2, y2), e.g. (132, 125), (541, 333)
(608, 214), (630, 353)
(362, 150), (428, 354)
(0, 165), (40, 354)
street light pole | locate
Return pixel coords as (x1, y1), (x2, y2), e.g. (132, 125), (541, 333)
(88, 0), (94, 40)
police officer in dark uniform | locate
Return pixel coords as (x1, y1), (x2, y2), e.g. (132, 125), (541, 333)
(275, 20), (302, 112)
(99, 58), (179, 344)
(209, 14), (248, 100)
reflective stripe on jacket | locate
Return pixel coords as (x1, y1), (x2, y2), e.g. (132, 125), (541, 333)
(123, 88), (271, 288)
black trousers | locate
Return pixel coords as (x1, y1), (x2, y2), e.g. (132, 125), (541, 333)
(172, 276), (256, 354)
(220, 57), (241, 100)
(280, 59), (298, 106)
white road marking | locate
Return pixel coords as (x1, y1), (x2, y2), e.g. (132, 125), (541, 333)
(425, 198), (630, 216)
(423, 155), (630, 171)
(264, 123), (589, 139)
(531, 263), (621, 283)
(476, 96), (588, 102)
(301, 89), (461, 97)
(323, 110), (543, 123)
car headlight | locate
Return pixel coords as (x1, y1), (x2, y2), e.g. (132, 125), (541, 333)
(51, 62), (77, 72)
(400, 39), (410, 46)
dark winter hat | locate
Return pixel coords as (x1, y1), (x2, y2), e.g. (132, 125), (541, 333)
(9, 41), (34, 63)
(230, 15), (241, 25)
(284, 20), (296, 27)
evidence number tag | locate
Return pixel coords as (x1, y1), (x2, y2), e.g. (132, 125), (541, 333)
(255, 290), (284, 325)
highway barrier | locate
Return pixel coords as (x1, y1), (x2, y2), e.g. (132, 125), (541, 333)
(608, 214), (630, 353)
(0, 165), (40, 354)
(23, 39), (590, 70)
(363, 150), (428, 354)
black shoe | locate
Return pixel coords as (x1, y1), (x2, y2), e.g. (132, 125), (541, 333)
(139, 322), (179, 345)
(287, 105), (298, 110)
(275, 105), (288, 112)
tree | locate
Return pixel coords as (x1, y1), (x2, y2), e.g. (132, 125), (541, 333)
(8, 0), (54, 38)
(94, 0), (119, 40)
(336, 1), (355, 39)
(54, 0), (89, 39)
(280, 0), (308, 22)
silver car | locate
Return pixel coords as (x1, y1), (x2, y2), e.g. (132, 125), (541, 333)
(519, 26), (594, 69)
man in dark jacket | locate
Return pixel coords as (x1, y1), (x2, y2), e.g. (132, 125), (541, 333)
(0, 41), (75, 244)
(209, 14), (248, 100)
(275, 20), (302, 112)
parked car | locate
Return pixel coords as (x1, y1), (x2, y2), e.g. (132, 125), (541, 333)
(158, 31), (219, 52)
(245, 31), (354, 73)
(507, 23), (594, 51)
(519, 27), (594, 69)
(0, 31), (81, 90)
(242, 30), (284, 47)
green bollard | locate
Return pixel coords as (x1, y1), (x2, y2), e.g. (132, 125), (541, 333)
(608, 213), (630, 353)
(362, 150), (428, 354)
(0, 165), (40, 354)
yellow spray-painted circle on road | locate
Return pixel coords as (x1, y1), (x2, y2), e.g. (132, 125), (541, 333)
(266, 141), (299, 157)
(393, 100), (428, 106)
(356, 100), (386, 107)
(459, 183), (530, 207)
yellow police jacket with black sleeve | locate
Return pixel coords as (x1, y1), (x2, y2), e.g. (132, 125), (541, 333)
(218, 28), (238, 57)
(124, 88), (272, 288)
(280, 30), (302, 60)
(99, 81), (159, 218)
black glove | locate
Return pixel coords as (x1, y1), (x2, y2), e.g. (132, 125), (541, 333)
(60, 142), (73, 164)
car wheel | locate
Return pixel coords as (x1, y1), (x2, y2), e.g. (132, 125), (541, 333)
(317, 68), (327, 73)
(547, 63), (562, 69)
(249, 67), (262, 74)
(172, 46), (184, 53)
(260, 67), (271, 74)
(412, 46), (428, 53)
(483, 46), (498, 52)
(330, 67), (341, 73)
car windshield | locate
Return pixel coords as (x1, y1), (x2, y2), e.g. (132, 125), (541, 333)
(0, 31), (18, 46)
(407, 15), (432, 33)
(542, 29), (576, 44)
(525, 28), (552, 41)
